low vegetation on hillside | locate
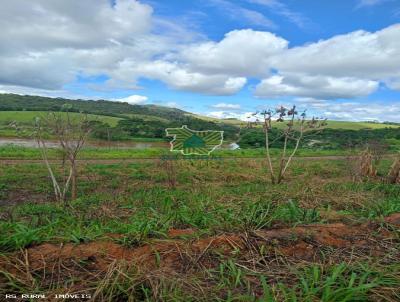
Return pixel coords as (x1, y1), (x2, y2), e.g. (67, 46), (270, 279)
(0, 94), (240, 140)
(1, 94), (400, 149)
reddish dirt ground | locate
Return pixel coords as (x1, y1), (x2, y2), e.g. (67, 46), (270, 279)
(2, 213), (399, 272)
(0, 213), (399, 301)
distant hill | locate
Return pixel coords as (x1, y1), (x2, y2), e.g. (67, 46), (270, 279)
(2, 93), (399, 131)
(0, 94), (239, 140)
(0, 93), (187, 121)
(0, 94), (398, 143)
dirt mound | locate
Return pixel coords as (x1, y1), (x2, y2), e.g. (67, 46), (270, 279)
(253, 222), (387, 261)
(3, 215), (400, 271)
(21, 234), (243, 273)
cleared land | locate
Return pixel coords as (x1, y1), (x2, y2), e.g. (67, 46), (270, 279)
(0, 156), (399, 301)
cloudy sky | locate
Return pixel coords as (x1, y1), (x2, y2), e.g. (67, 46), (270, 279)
(1, 0), (400, 122)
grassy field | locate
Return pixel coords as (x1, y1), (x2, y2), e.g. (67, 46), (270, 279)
(0, 111), (123, 139)
(0, 145), (359, 160)
(0, 111), (121, 134)
(125, 113), (170, 123)
(0, 152), (399, 300)
(2, 110), (399, 131)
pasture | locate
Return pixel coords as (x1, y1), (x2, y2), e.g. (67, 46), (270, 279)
(0, 111), (121, 137)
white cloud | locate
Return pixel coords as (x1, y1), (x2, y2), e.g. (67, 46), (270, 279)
(0, 0), (155, 90)
(112, 60), (247, 95)
(279, 99), (400, 122)
(255, 73), (379, 99)
(223, 98), (400, 123)
(211, 103), (241, 110)
(253, 23), (400, 99)
(180, 29), (287, 77)
(320, 102), (400, 122)
(273, 24), (400, 81)
(0, 0), (153, 53)
(0, 0), (400, 105)
(115, 95), (148, 104)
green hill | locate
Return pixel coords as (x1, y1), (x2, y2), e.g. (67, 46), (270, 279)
(0, 111), (121, 127)
(0, 94), (239, 140)
(1, 93), (398, 131)
(0, 93), (187, 121)
(0, 94), (398, 144)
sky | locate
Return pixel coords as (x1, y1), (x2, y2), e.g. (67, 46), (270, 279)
(1, 0), (400, 122)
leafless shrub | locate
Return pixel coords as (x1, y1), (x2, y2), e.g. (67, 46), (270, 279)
(34, 110), (91, 204)
(254, 105), (327, 184)
(360, 149), (378, 177)
(348, 141), (388, 182)
(367, 140), (389, 162)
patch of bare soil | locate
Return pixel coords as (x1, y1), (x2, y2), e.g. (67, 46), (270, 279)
(0, 214), (399, 301)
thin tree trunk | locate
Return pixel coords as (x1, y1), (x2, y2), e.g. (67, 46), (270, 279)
(62, 166), (73, 205)
(265, 127), (275, 184)
(277, 133), (289, 184)
(279, 131), (303, 183)
(71, 160), (77, 200)
(38, 139), (62, 202)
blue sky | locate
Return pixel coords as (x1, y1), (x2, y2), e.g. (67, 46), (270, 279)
(1, 0), (400, 121)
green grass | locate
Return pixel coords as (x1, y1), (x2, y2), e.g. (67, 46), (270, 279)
(208, 261), (400, 302)
(1, 155), (399, 300)
(0, 111), (121, 127)
(0, 144), (360, 160)
(125, 113), (170, 123)
(0, 158), (399, 250)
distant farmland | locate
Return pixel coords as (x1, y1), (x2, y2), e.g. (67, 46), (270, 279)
(0, 111), (122, 127)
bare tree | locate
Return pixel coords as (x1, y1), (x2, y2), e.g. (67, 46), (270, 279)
(34, 110), (91, 203)
(254, 105), (326, 184)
